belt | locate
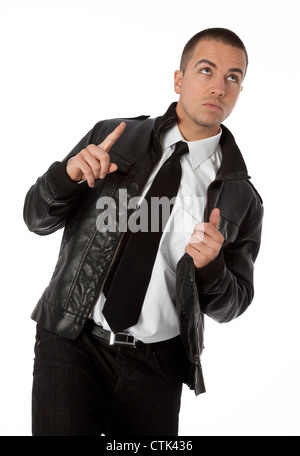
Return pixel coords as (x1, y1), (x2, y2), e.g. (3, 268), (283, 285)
(86, 320), (139, 347)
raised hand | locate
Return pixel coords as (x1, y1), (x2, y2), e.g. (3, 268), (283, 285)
(185, 208), (224, 268)
(66, 122), (126, 187)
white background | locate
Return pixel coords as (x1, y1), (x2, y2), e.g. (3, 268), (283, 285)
(0, 0), (299, 436)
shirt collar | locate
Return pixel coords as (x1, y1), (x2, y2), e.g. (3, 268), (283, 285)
(162, 123), (222, 170)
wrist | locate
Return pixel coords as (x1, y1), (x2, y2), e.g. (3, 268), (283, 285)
(48, 160), (86, 198)
(195, 250), (225, 288)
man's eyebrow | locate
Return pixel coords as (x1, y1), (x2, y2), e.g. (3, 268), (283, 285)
(228, 67), (244, 77)
(194, 59), (244, 77)
(194, 59), (216, 69)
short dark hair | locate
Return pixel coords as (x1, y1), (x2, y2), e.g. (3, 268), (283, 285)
(180, 27), (248, 75)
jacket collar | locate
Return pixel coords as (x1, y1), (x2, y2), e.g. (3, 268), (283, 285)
(155, 102), (250, 181)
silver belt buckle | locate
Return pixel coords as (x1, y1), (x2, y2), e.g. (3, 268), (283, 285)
(109, 331), (137, 347)
(121, 333), (137, 347)
(109, 332), (116, 345)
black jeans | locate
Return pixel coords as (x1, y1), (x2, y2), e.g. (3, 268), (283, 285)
(32, 322), (189, 436)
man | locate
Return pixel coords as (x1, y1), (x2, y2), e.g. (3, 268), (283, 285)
(24, 28), (263, 436)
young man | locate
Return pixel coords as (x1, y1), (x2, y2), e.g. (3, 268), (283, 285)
(24, 28), (263, 436)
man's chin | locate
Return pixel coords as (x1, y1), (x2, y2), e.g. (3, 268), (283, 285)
(195, 110), (226, 127)
(194, 118), (222, 130)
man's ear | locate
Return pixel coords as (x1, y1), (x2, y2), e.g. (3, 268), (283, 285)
(174, 70), (183, 95)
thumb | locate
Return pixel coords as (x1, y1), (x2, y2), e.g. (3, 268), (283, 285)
(209, 208), (220, 229)
(108, 163), (118, 174)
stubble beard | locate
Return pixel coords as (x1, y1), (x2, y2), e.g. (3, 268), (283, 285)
(182, 102), (223, 131)
(191, 113), (222, 131)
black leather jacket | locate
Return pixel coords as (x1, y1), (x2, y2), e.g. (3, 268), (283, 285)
(23, 102), (263, 395)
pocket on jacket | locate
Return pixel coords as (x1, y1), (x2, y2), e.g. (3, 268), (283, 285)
(109, 150), (133, 174)
(218, 214), (239, 243)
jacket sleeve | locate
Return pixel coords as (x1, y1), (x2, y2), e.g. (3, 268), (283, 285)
(194, 205), (264, 323)
(23, 125), (99, 235)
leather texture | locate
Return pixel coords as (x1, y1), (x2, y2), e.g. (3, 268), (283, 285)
(23, 102), (264, 395)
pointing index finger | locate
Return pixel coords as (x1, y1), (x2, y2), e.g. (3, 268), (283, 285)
(99, 122), (126, 152)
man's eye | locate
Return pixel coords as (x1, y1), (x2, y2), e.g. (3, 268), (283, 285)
(227, 74), (238, 82)
(200, 67), (211, 75)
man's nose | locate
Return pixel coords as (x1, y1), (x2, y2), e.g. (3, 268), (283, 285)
(210, 78), (225, 97)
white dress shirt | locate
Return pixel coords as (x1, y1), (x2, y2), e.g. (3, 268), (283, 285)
(92, 123), (222, 343)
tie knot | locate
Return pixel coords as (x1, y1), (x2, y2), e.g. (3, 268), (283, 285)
(173, 141), (189, 159)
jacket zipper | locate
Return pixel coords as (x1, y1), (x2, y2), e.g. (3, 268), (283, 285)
(92, 230), (127, 309)
(193, 176), (226, 366)
(193, 174), (249, 366)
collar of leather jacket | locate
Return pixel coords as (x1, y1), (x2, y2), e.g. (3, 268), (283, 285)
(155, 102), (251, 182)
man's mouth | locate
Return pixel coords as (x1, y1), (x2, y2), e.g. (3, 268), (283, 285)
(203, 102), (222, 111)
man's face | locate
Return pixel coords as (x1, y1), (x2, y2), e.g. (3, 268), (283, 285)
(174, 39), (247, 140)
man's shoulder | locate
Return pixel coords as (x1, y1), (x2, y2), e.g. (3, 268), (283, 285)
(246, 180), (263, 206)
(223, 178), (263, 207)
(91, 115), (154, 145)
(219, 179), (263, 230)
(95, 114), (151, 130)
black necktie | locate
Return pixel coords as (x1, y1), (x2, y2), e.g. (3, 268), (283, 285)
(102, 141), (189, 333)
